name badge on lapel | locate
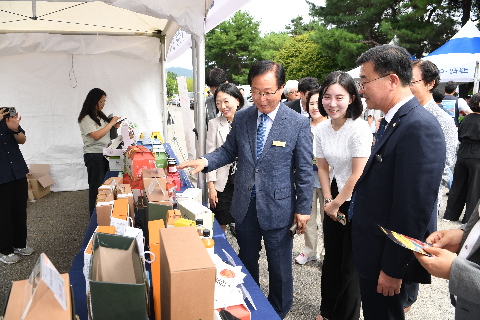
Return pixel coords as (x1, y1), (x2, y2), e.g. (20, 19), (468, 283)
(273, 141), (286, 147)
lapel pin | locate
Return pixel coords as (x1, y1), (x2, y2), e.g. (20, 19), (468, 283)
(392, 123), (396, 128)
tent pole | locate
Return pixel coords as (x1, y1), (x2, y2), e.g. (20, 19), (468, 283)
(193, 34), (207, 203)
(192, 36), (198, 131)
(474, 61), (480, 94)
(157, 33), (168, 142)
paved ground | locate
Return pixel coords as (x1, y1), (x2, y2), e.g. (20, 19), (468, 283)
(0, 105), (463, 319)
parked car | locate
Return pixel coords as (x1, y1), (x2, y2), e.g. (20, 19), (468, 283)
(169, 96), (179, 106)
(188, 92), (194, 109)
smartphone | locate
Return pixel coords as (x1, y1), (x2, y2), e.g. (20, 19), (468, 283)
(116, 118), (126, 124)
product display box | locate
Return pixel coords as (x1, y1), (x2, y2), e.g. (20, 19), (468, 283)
(26, 164), (55, 199)
(103, 176), (123, 186)
(118, 184), (135, 224)
(1, 273), (74, 320)
(160, 227), (215, 320)
(177, 188), (202, 204)
(178, 199), (214, 234)
(149, 219), (166, 320)
(144, 177), (171, 207)
(88, 233), (149, 320)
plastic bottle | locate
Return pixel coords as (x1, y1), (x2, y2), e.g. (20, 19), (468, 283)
(202, 229), (214, 255)
(196, 219), (204, 236)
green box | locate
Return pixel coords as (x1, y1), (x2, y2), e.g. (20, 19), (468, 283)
(89, 233), (149, 320)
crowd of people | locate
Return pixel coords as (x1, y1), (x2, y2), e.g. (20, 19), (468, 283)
(179, 45), (480, 320)
(2, 43), (480, 320)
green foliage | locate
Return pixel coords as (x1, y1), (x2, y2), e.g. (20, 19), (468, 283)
(309, 25), (368, 71)
(186, 77), (193, 92)
(206, 11), (261, 85)
(307, 0), (459, 58)
(285, 16), (318, 36)
(166, 71), (178, 98)
(275, 33), (335, 82)
(258, 32), (291, 61)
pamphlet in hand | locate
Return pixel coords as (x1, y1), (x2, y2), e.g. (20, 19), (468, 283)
(378, 225), (432, 257)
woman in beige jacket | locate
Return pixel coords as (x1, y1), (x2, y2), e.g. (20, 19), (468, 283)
(206, 83), (244, 232)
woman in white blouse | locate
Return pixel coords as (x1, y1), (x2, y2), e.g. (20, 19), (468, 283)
(315, 71), (372, 320)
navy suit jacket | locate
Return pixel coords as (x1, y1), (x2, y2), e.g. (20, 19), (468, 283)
(351, 97), (446, 283)
(202, 102), (313, 230)
(285, 99), (302, 114)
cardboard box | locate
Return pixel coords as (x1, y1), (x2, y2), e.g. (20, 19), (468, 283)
(103, 136), (123, 157)
(2, 273), (74, 320)
(84, 226), (116, 294)
(103, 176), (124, 186)
(111, 199), (130, 236)
(166, 209), (182, 227)
(118, 184), (135, 224)
(26, 164), (55, 199)
(160, 227), (216, 320)
(178, 199), (214, 234)
(144, 177), (171, 206)
(89, 233), (149, 320)
(109, 156), (123, 171)
(177, 188), (202, 204)
(149, 219), (166, 320)
(96, 201), (114, 226)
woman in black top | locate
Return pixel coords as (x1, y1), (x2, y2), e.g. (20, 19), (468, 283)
(444, 92), (480, 223)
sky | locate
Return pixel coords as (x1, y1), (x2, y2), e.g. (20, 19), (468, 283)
(166, 0), (325, 69)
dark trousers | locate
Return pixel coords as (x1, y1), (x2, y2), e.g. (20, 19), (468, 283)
(359, 276), (408, 320)
(404, 282), (418, 308)
(0, 178), (28, 255)
(84, 153), (109, 217)
(235, 197), (293, 319)
(444, 156), (480, 223)
(320, 179), (361, 320)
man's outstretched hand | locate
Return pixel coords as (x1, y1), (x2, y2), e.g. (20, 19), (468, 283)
(177, 159), (207, 175)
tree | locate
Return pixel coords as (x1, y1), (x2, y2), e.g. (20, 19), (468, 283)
(285, 15), (318, 36)
(166, 71), (178, 97)
(307, 0), (458, 58)
(205, 11), (261, 84)
(309, 25), (368, 71)
(275, 32), (336, 81)
(186, 77), (193, 92)
(258, 32), (291, 61)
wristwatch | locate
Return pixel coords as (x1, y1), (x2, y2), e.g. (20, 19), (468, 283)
(11, 128), (21, 134)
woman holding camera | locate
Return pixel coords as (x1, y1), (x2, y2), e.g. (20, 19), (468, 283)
(78, 88), (121, 217)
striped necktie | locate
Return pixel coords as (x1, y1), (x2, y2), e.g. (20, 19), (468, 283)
(251, 113), (268, 200)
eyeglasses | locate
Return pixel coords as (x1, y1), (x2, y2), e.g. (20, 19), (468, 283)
(289, 90), (299, 95)
(99, 101), (106, 105)
(251, 88), (281, 100)
(410, 79), (423, 86)
(359, 74), (392, 90)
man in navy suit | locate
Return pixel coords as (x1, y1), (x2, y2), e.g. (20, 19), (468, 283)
(178, 60), (313, 318)
(349, 45), (446, 319)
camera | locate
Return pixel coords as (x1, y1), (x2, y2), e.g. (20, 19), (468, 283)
(8, 107), (16, 117)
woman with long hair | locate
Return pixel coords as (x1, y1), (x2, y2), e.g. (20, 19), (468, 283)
(206, 83), (244, 233)
(78, 88), (121, 216)
(315, 71), (372, 320)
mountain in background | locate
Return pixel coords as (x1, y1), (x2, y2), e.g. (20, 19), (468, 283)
(167, 67), (193, 79)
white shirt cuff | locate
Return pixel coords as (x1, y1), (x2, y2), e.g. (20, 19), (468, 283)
(201, 157), (208, 167)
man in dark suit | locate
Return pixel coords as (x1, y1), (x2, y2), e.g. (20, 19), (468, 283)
(350, 45), (446, 319)
(285, 77), (319, 116)
(178, 60), (313, 319)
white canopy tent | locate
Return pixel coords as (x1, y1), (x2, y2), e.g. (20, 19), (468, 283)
(0, 0), (217, 193)
(424, 20), (480, 83)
